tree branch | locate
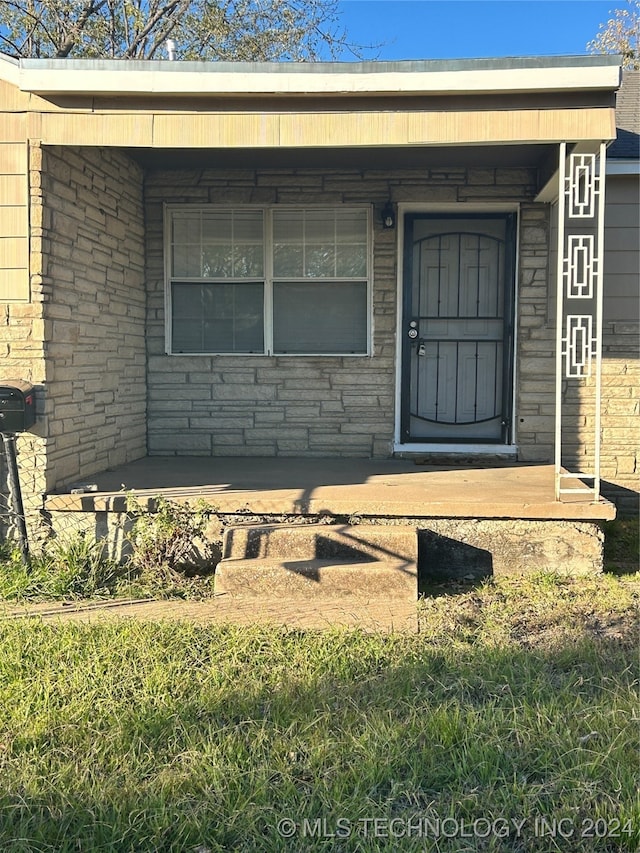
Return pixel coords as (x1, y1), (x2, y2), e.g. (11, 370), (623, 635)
(123, 0), (182, 57)
(55, 0), (109, 58)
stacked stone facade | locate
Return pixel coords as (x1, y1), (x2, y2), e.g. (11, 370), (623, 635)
(1, 144), (147, 532)
(40, 146), (147, 489)
(599, 323), (639, 513)
(1, 154), (636, 525)
(145, 166), (543, 459)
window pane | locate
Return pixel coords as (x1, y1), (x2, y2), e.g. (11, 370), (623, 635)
(233, 211), (264, 241)
(305, 246), (335, 278)
(273, 212), (303, 242)
(272, 208), (368, 280)
(172, 246), (201, 277)
(201, 213), (232, 242)
(233, 244), (263, 278)
(335, 209), (368, 243)
(273, 281), (367, 354)
(172, 282), (264, 353)
(336, 245), (367, 277)
(304, 209), (336, 243)
(172, 214), (201, 243)
(202, 245), (233, 278)
(273, 244), (304, 277)
(173, 209), (264, 280)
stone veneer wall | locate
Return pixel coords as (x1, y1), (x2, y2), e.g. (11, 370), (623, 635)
(145, 166), (549, 458)
(1, 144), (147, 536)
(599, 323), (640, 514)
(512, 203), (556, 462)
(2, 142), (54, 529)
(40, 145), (147, 491)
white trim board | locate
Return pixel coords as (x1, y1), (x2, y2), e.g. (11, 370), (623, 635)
(393, 443), (518, 455)
(0, 53), (620, 97)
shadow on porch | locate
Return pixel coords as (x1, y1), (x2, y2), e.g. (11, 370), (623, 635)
(45, 457), (615, 521)
(42, 458), (616, 595)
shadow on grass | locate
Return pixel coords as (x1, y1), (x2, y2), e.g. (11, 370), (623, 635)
(0, 618), (637, 852)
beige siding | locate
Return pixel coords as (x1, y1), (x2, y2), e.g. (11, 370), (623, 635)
(34, 107), (615, 150)
(0, 143), (29, 301)
(603, 174), (640, 322)
(602, 174), (639, 511)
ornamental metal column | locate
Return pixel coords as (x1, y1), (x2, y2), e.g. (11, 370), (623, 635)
(555, 142), (606, 502)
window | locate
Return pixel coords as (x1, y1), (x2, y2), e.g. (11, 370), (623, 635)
(166, 206), (370, 355)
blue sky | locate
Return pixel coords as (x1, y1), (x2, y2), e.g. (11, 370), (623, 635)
(336, 1), (618, 60)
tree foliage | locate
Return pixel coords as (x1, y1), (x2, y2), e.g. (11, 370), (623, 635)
(0, 0), (363, 61)
(587, 0), (639, 69)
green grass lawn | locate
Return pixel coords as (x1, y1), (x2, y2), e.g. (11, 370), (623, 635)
(0, 571), (638, 852)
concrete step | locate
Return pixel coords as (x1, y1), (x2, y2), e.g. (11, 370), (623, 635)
(214, 557), (417, 600)
(222, 523), (418, 563)
(217, 523), (418, 600)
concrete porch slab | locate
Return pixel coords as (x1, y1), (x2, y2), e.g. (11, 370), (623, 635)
(45, 457), (616, 522)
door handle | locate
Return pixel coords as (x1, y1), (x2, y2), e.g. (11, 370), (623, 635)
(407, 319), (419, 340)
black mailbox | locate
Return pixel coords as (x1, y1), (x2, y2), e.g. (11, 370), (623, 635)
(0, 381), (36, 432)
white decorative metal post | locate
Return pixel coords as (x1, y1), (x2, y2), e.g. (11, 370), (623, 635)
(555, 142), (606, 501)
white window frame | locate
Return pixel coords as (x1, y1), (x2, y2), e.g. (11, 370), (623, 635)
(164, 203), (373, 357)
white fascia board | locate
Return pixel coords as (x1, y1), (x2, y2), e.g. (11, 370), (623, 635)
(0, 52), (20, 86)
(8, 62), (621, 97)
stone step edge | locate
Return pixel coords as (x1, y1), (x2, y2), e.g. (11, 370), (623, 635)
(222, 523), (418, 562)
(215, 557), (417, 599)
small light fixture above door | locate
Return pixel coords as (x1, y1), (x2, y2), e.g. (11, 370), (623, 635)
(381, 201), (395, 229)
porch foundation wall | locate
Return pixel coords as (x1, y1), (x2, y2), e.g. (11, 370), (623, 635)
(145, 166), (542, 458)
(45, 508), (604, 578)
(37, 146), (147, 494)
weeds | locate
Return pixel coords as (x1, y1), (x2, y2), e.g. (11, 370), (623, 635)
(122, 494), (220, 598)
(0, 533), (130, 600)
(0, 511), (637, 605)
(0, 495), (221, 601)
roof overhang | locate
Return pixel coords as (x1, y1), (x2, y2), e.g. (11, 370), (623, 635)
(0, 52), (622, 98)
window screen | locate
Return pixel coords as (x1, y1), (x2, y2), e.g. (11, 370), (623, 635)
(273, 282), (368, 354)
(172, 282), (264, 353)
